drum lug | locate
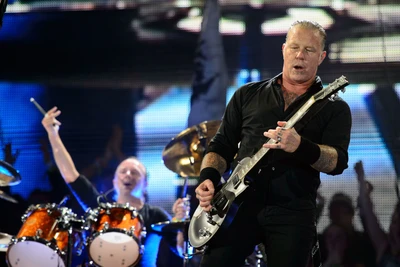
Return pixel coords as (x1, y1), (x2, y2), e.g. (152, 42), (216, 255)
(35, 229), (43, 238)
(103, 221), (109, 231)
(141, 227), (147, 239)
(88, 208), (99, 221)
(20, 213), (28, 223)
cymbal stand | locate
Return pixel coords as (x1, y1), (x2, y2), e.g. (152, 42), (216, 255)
(183, 221), (192, 267)
(181, 176), (193, 267)
(66, 227), (73, 267)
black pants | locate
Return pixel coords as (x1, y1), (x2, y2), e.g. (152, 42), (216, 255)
(199, 202), (316, 267)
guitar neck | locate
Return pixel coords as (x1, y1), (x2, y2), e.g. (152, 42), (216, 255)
(237, 96), (316, 180)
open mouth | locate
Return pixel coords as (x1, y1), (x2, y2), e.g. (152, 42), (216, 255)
(123, 181), (133, 187)
(293, 65), (304, 70)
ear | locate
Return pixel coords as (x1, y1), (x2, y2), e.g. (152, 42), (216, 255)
(319, 51), (327, 65)
(282, 43), (286, 58)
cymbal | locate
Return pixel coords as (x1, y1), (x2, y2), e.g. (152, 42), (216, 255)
(0, 160), (21, 187)
(0, 190), (18, 204)
(151, 219), (190, 234)
(0, 232), (12, 252)
(162, 120), (221, 177)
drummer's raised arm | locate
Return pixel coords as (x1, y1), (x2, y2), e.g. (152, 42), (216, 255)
(41, 106), (80, 184)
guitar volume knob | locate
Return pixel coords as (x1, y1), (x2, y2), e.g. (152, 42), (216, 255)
(199, 228), (212, 238)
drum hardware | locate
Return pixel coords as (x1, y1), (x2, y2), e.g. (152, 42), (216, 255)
(6, 202), (84, 267)
(102, 221), (109, 231)
(0, 160), (20, 204)
(0, 232), (12, 252)
(0, 160), (21, 187)
(128, 226), (138, 236)
(140, 227), (147, 239)
(35, 229), (43, 239)
(0, 189), (18, 203)
(255, 247), (264, 267)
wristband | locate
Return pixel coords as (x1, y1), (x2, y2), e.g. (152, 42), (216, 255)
(199, 167), (221, 188)
(292, 137), (320, 165)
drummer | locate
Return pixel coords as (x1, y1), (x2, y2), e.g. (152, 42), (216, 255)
(41, 106), (189, 267)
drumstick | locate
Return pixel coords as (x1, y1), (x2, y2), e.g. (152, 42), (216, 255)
(30, 98), (47, 116)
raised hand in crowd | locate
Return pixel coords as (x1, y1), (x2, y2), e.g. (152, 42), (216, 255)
(355, 160), (400, 266)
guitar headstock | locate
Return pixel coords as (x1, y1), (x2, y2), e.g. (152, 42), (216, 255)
(313, 75), (349, 102)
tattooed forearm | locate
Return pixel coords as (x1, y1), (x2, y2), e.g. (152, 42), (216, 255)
(201, 152), (227, 175)
(311, 145), (338, 173)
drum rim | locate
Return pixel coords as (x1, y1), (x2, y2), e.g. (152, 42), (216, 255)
(24, 203), (74, 214)
(98, 202), (137, 211)
(6, 237), (66, 267)
(87, 229), (143, 267)
(7, 236), (66, 255)
(84, 203), (142, 223)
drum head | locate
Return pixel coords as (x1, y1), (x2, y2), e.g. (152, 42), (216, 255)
(7, 241), (65, 267)
(89, 232), (139, 267)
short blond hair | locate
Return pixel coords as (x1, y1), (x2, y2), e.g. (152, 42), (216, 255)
(286, 20), (326, 50)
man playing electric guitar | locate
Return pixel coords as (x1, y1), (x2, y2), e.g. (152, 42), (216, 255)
(192, 20), (352, 267)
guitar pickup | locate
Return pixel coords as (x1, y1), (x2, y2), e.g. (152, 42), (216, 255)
(206, 212), (217, 225)
(210, 190), (235, 217)
(232, 174), (241, 189)
(212, 196), (227, 212)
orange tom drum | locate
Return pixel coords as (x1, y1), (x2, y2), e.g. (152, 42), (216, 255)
(6, 203), (82, 267)
(84, 202), (145, 267)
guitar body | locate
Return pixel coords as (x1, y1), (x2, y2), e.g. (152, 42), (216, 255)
(188, 157), (251, 248)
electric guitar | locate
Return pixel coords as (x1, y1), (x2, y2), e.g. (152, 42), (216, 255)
(188, 76), (349, 248)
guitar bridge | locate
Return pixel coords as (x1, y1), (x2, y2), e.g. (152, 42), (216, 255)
(199, 228), (212, 238)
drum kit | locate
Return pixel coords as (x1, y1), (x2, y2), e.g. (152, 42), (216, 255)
(0, 120), (221, 267)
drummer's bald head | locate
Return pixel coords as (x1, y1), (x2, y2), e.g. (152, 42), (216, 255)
(127, 156), (148, 180)
(116, 156), (148, 181)
(0, 0), (8, 28)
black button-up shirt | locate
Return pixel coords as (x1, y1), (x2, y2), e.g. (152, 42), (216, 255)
(207, 73), (352, 210)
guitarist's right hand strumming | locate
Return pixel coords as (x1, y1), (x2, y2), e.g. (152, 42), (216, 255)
(195, 179), (215, 212)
